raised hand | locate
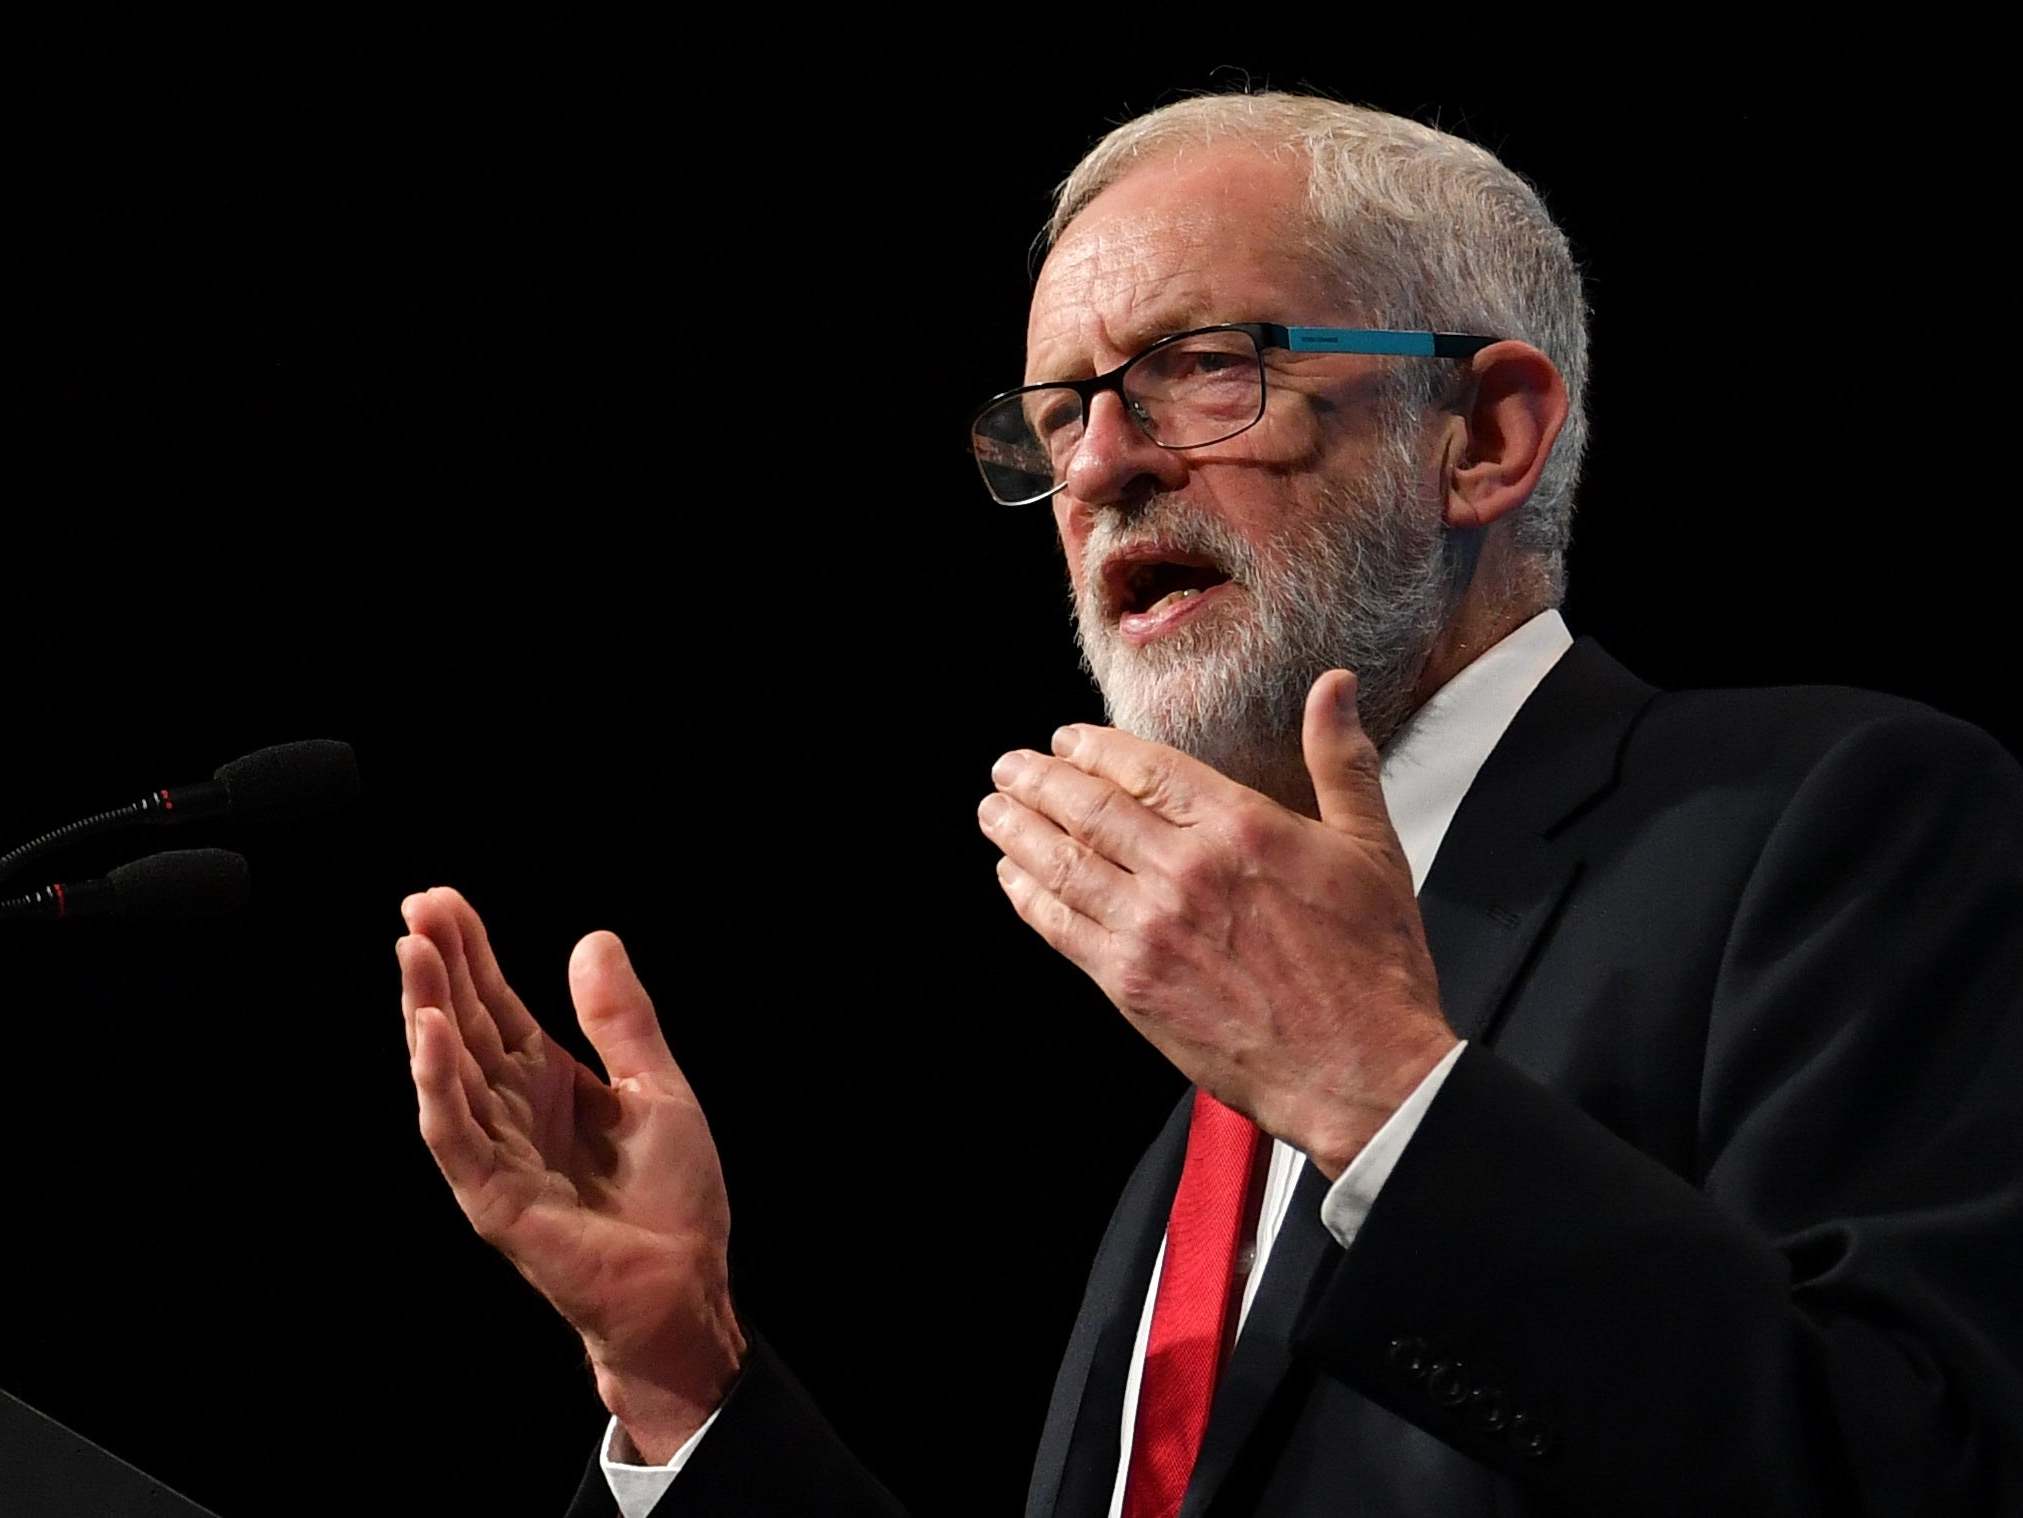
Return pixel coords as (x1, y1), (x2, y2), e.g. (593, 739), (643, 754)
(978, 670), (1457, 1179)
(397, 886), (744, 1461)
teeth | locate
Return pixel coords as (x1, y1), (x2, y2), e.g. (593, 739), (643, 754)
(1145, 586), (1205, 616)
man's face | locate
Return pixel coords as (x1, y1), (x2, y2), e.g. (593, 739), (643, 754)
(1027, 147), (1458, 786)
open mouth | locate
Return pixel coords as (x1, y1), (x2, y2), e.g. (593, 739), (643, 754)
(1100, 549), (1237, 642)
(1108, 554), (1234, 619)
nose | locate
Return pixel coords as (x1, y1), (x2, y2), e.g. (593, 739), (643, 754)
(1062, 389), (1190, 510)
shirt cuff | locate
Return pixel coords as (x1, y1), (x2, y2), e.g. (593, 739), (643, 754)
(600, 1407), (721, 1518)
(1318, 1040), (1467, 1251)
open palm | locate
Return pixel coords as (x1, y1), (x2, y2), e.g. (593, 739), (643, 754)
(397, 887), (743, 1444)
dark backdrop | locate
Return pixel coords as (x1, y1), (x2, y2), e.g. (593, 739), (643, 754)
(12, 61), (2017, 1516)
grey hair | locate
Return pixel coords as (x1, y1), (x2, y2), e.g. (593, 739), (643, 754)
(1046, 92), (1590, 603)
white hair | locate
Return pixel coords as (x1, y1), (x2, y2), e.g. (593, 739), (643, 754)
(1046, 91), (1590, 602)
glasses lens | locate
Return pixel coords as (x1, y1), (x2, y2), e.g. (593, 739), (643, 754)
(1127, 329), (1264, 446)
(972, 385), (1082, 506)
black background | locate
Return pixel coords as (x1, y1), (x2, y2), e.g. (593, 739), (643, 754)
(11, 57), (2019, 1516)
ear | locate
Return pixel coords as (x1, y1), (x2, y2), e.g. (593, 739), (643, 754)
(1441, 341), (1570, 532)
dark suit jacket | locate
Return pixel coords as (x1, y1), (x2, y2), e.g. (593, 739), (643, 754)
(569, 637), (2023, 1516)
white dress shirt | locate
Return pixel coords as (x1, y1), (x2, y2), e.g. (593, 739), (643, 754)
(607, 610), (1576, 1518)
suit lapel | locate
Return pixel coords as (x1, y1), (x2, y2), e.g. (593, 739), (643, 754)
(1417, 850), (1580, 1046)
(1026, 1089), (1193, 1518)
(1417, 636), (1657, 1045)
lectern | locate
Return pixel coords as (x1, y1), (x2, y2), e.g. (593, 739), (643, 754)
(1, 1387), (222, 1517)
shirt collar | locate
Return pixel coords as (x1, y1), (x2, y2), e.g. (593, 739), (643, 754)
(1380, 609), (1573, 894)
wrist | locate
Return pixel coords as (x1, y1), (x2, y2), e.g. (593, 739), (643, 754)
(590, 1287), (748, 1465)
(597, 1369), (733, 1465)
(1302, 1025), (1459, 1181)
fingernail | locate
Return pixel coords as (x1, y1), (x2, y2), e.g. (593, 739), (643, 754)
(1335, 673), (1360, 720)
(1051, 726), (1079, 757)
(978, 794), (1010, 827)
(991, 751), (1027, 785)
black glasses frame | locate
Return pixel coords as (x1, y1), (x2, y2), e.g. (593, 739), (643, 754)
(970, 323), (1497, 506)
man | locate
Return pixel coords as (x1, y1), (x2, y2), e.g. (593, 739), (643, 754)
(397, 93), (2023, 1514)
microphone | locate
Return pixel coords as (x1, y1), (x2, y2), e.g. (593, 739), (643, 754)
(0, 849), (251, 922)
(145, 738), (360, 826)
(0, 740), (358, 886)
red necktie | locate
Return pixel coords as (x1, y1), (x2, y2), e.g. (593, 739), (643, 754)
(1122, 1089), (1268, 1518)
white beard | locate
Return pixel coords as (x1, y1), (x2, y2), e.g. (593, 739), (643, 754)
(1071, 423), (1463, 796)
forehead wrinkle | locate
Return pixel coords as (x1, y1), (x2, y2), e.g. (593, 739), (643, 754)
(1027, 192), (1311, 382)
(1027, 224), (1214, 379)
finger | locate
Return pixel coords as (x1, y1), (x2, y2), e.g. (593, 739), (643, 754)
(400, 926), (479, 1067)
(569, 931), (684, 1089)
(411, 887), (544, 1051)
(1300, 670), (1391, 836)
(396, 937), (422, 1058)
(401, 935), (514, 1134)
(979, 790), (1136, 927)
(411, 1004), (498, 1200)
(991, 749), (1176, 872)
(399, 929), (454, 1058)
(402, 890), (510, 1078)
(434, 887), (545, 1049)
(995, 856), (1113, 976)
(1049, 723), (1231, 823)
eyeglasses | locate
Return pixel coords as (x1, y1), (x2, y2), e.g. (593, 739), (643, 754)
(969, 323), (1495, 507)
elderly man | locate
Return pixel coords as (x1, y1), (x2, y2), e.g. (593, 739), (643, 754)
(397, 93), (2023, 1515)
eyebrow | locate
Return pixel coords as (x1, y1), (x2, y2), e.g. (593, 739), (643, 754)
(1109, 298), (1225, 358)
(1029, 299), (1231, 383)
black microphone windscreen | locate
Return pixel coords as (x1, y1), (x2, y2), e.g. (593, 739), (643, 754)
(106, 849), (250, 919)
(212, 740), (360, 820)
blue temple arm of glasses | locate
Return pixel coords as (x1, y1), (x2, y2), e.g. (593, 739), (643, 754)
(1273, 326), (1494, 359)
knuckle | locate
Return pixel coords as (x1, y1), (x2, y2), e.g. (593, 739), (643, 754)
(1071, 783), (1118, 839)
(1128, 898), (1181, 953)
(1042, 892), (1080, 939)
(1116, 922), (1181, 1003)
(1043, 836), (1086, 897)
(1112, 933), (1167, 1002)
(1170, 844), (1224, 899)
(1135, 759), (1176, 809)
(1223, 801), (1280, 857)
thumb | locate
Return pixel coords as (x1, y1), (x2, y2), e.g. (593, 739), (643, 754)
(1302, 669), (1386, 830)
(570, 930), (682, 1086)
